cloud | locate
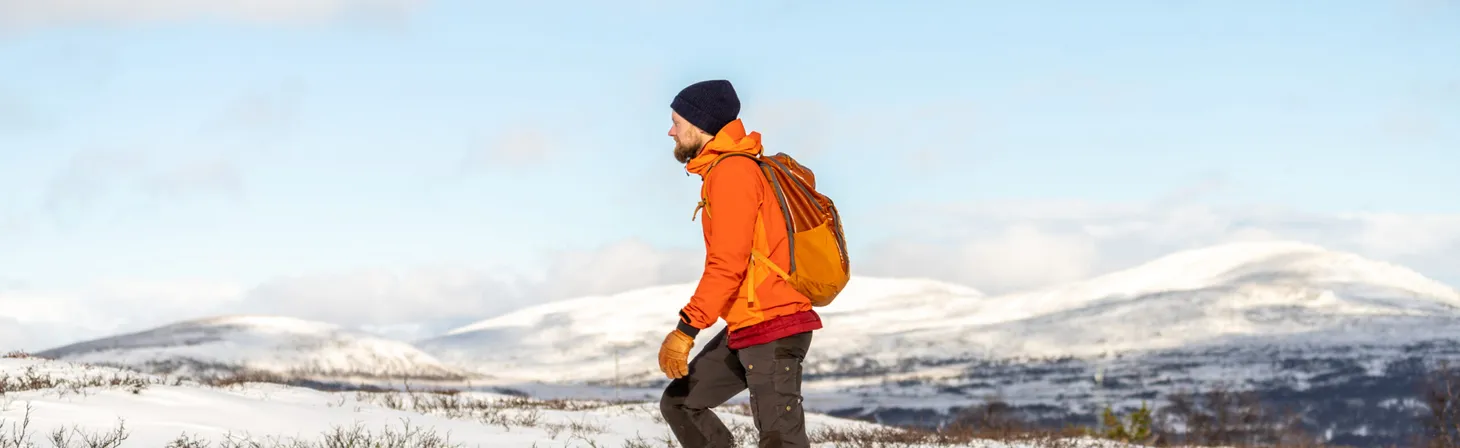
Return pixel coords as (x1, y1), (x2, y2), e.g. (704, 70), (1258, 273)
(0, 238), (704, 349)
(746, 100), (832, 157)
(26, 81), (295, 230)
(858, 199), (1460, 296)
(0, 278), (245, 352)
(1399, 0), (1459, 17)
(467, 128), (555, 169)
(43, 149), (244, 220)
(1380, 80), (1459, 143)
(0, 214), (26, 242)
(0, 88), (38, 132)
(141, 157), (246, 199)
(231, 266), (527, 341)
(206, 80), (306, 138)
(215, 239), (702, 341)
(0, 0), (425, 32)
(530, 239), (703, 302)
(741, 98), (989, 173)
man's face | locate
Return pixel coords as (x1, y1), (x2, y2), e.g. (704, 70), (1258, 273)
(669, 111), (709, 164)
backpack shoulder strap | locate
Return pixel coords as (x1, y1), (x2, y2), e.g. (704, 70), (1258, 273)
(708, 152), (760, 171)
(693, 152), (763, 221)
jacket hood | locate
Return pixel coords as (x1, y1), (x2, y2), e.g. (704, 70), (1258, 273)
(684, 119), (763, 177)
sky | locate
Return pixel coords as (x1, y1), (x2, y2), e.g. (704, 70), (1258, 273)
(0, 0), (1457, 349)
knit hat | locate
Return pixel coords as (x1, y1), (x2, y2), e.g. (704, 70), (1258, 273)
(671, 80), (740, 136)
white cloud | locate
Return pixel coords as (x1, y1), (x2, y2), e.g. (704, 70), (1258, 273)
(530, 239), (703, 301)
(230, 265), (528, 341)
(0, 87), (39, 132)
(43, 149), (244, 219)
(233, 239), (700, 340)
(0, 0), (424, 30)
(8, 200), (1460, 353)
(464, 129), (556, 169)
(207, 80), (306, 137)
(0, 278), (245, 352)
(745, 100), (832, 157)
(0, 238), (708, 350)
(229, 239), (701, 341)
(859, 200), (1460, 296)
(956, 224), (1099, 293)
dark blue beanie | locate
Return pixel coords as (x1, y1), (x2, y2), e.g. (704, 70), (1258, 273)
(671, 80), (740, 136)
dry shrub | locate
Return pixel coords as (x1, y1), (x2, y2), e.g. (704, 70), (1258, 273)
(809, 399), (1093, 448)
(0, 403), (131, 448)
(810, 425), (1095, 448)
(1419, 360), (1460, 448)
(1149, 383), (1327, 448)
(198, 371), (296, 388)
(5, 402), (460, 448)
(941, 399), (1074, 441)
(163, 419), (462, 448)
(0, 366), (157, 397)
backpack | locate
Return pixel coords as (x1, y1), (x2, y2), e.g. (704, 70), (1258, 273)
(698, 152), (850, 307)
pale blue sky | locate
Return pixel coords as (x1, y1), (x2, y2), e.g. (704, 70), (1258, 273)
(1, 0), (1458, 344)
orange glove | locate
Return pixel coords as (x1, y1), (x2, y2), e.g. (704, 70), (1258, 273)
(658, 329), (695, 379)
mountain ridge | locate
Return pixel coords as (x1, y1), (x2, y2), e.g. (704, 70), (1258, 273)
(417, 240), (1460, 380)
(35, 314), (470, 381)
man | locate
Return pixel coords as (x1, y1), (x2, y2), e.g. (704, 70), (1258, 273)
(657, 79), (824, 448)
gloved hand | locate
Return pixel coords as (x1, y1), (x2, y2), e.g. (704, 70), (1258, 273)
(658, 329), (695, 379)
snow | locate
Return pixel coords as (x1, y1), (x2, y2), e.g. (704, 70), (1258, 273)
(33, 315), (467, 381)
(419, 241), (1460, 385)
(886, 240), (1460, 358)
(416, 277), (984, 384)
(0, 357), (1135, 447)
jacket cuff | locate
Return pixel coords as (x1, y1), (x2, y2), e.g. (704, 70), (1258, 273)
(676, 310), (701, 338)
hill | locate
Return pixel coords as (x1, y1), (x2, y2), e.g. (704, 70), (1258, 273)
(418, 241), (1460, 447)
(415, 276), (984, 384)
(35, 315), (469, 381)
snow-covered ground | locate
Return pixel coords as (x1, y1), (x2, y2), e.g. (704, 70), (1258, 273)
(33, 315), (469, 381)
(0, 357), (1136, 447)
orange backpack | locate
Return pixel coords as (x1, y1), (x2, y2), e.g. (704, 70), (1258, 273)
(697, 152), (850, 307)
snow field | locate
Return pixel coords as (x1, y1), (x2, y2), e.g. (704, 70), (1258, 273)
(0, 357), (1141, 448)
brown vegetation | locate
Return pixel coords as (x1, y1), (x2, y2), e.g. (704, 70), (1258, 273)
(1418, 360), (1460, 448)
(1, 402), (463, 448)
(1152, 384), (1318, 447)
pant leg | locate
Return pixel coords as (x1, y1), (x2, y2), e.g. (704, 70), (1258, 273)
(737, 331), (813, 448)
(660, 328), (749, 448)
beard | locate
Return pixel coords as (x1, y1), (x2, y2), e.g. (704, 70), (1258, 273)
(673, 136), (705, 164)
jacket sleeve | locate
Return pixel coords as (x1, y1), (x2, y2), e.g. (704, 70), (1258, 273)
(676, 158), (762, 338)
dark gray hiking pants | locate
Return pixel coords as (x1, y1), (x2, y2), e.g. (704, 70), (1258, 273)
(659, 328), (813, 448)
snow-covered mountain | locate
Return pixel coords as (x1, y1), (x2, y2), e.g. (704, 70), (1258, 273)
(415, 276), (985, 384)
(36, 315), (469, 381)
(417, 240), (1460, 447)
(421, 240), (1460, 381)
(849, 239), (1460, 361)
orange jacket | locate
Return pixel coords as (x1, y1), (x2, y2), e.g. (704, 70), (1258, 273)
(675, 120), (814, 336)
